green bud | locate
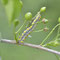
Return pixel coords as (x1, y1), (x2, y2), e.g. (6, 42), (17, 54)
(58, 17), (60, 23)
(25, 12), (32, 20)
(40, 7), (46, 13)
(14, 19), (19, 27)
(42, 18), (48, 24)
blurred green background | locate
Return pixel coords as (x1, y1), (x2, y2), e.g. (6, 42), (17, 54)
(0, 0), (60, 60)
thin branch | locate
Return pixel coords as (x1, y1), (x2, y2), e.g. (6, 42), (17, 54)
(0, 39), (60, 55)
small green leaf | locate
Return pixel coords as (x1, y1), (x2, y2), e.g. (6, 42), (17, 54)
(2, 0), (23, 24)
(47, 41), (60, 47)
(20, 0), (23, 7)
(14, 19), (19, 27)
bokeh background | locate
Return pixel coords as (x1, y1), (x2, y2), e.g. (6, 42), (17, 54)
(0, 0), (60, 60)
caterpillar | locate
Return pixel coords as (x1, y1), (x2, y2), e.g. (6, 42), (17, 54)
(18, 12), (41, 43)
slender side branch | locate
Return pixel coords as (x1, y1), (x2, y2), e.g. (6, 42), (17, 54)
(0, 39), (60, 55)
(40, 23), (60, 45)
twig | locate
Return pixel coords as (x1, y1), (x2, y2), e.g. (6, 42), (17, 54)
(0, 39), (60, 55)
(40, 23), (60, 45)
